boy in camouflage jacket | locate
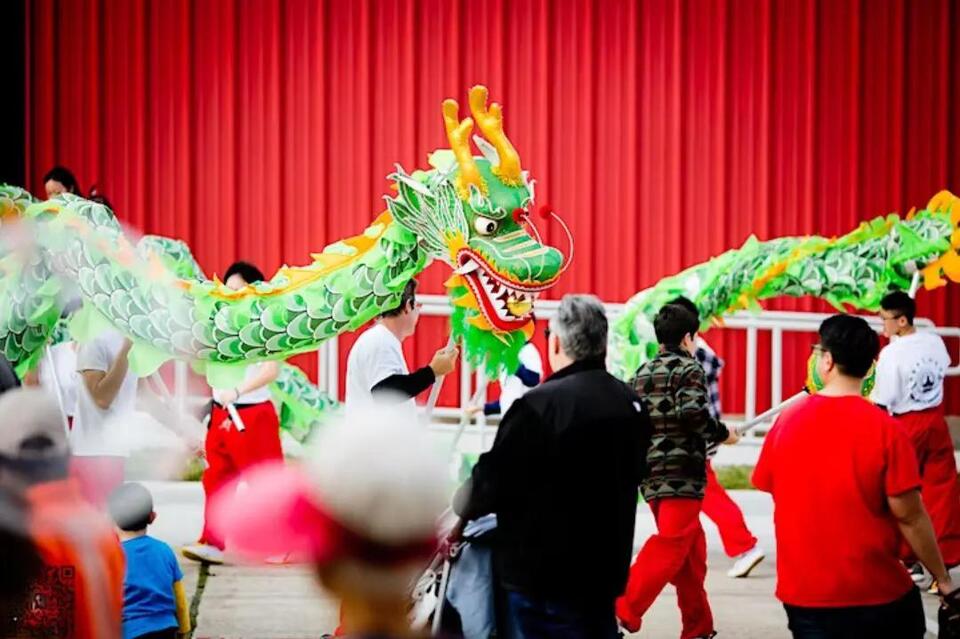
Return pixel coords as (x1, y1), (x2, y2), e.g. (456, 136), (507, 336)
(616, 304), (738, 637)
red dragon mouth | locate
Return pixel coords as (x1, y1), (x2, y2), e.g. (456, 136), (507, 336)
(455, 249), (551, 332)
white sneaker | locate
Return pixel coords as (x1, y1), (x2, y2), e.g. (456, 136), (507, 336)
(909, 563), (934, 590)
(181, 543), (226, 565)
(727, 546), (765, 578)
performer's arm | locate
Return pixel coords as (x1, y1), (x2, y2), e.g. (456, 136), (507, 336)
(80, 339), (133, 410)
(173, 580), (191, 636)
(676, 363), (730, 443)
(885, 421), (952, 591)
(371, 366), (435, 401)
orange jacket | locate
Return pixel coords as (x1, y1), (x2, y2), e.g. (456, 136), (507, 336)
(24, 478), (125, 639)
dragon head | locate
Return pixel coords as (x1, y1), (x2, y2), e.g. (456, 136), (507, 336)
(385, 86), (569, 374)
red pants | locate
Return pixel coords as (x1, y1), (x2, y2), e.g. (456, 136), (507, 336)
(69, 455), (125, 510)
(896, 407), (960, 566)
(200, 401), (283, 550)
(616, 498), (714, 638)
(703, 461), (758, 557)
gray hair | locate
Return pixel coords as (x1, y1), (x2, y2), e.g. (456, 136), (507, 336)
(548, 294), (607, 361)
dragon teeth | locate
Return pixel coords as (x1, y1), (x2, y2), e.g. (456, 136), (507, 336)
(471, 266), (536, 320)
(456, 260), (479, 275)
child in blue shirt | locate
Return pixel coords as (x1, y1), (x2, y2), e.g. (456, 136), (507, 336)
(108, 482), (191, 639)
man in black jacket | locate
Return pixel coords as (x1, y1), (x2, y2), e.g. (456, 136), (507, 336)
(455, 294), (652, 638)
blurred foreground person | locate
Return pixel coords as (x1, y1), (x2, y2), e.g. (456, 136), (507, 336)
(208, 407), (449, 638)
(754, 315), (958, 639)
(0, 352), (19, 394)
(0, 388), (125, 638)
(0, 489), (44, 636)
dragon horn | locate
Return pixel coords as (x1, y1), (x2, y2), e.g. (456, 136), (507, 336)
(442, 99), (487, 199)
(468, 85), (522, 186)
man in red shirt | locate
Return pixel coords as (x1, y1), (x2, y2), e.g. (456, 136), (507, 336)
(754, 314), (953, 638)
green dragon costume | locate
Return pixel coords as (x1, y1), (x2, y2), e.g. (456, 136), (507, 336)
(0, 86), (568, 397)
(1, 187), (340, 442)
(609, 190), (960, 382)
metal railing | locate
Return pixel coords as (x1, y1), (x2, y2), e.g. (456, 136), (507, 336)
(169, 294), (959, 442)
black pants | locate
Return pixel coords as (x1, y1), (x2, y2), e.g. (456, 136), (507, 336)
(502, 590), (619, 639)
(133, 627), (178, 639)
(784, 587), (925, 639)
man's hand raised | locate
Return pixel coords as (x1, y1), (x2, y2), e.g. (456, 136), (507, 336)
(430, 346), (459, 377)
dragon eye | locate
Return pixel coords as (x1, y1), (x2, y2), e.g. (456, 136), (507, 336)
(474, 216), (498, 236)
(473, 215), (498, 235)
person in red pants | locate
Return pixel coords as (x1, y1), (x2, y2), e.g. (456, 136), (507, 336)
(616, 304), (739, 638)
(873, 291), (960, 585)
(181, 261), (283, 565)
(672, 297), (765, 578)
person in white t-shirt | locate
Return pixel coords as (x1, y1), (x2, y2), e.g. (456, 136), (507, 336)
(338, 278), (457, 635)
(182, 261), (284, 566)
(873, 290), (960, 574)
(345, 279), (458, 418)
(71, 329), (138, 509)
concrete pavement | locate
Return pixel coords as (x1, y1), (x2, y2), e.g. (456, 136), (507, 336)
(144, 481), (939, 638)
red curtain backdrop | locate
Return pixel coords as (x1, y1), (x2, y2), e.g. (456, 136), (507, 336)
(24, 0), (960, 414)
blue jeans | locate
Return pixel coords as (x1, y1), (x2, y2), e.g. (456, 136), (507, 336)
(783, 587), (925, 639)
(503, 590), (619, 639)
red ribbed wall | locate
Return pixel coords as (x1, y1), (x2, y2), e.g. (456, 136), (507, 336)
(25, 0), (960, 413)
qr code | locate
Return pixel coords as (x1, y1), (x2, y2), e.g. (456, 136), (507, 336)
(5, 565), (75, 638)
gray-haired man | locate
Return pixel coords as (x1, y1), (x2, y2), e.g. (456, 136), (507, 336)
(455, 294), (652, 638)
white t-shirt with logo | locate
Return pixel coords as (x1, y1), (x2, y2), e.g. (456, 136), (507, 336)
(71, 331), (139, 457)
(345, 323), (416, 417)
(871, 330), (951, 415)
(39, 342), (79, 417)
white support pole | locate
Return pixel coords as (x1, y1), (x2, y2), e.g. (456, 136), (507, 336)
(908, 271), (921, 298)
(43, 346), (71, 435)
(423, 337), (456, 425)
(745, 327), (758, 421)
(317, 344), (328, 395)
(431, 559), (452, 635)
(476, 367), (488, 452)
(174, 360), (188, 416)
(450, 379), (489, 456)
(736, 391), (806, 435)
(328, 337), (340, 399)
(770, 327), (783, 409)
(459, 357), (472, 413)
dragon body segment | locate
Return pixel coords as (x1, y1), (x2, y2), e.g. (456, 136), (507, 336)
(0, 86), (567, 389)
(609, 191), (960, 380)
